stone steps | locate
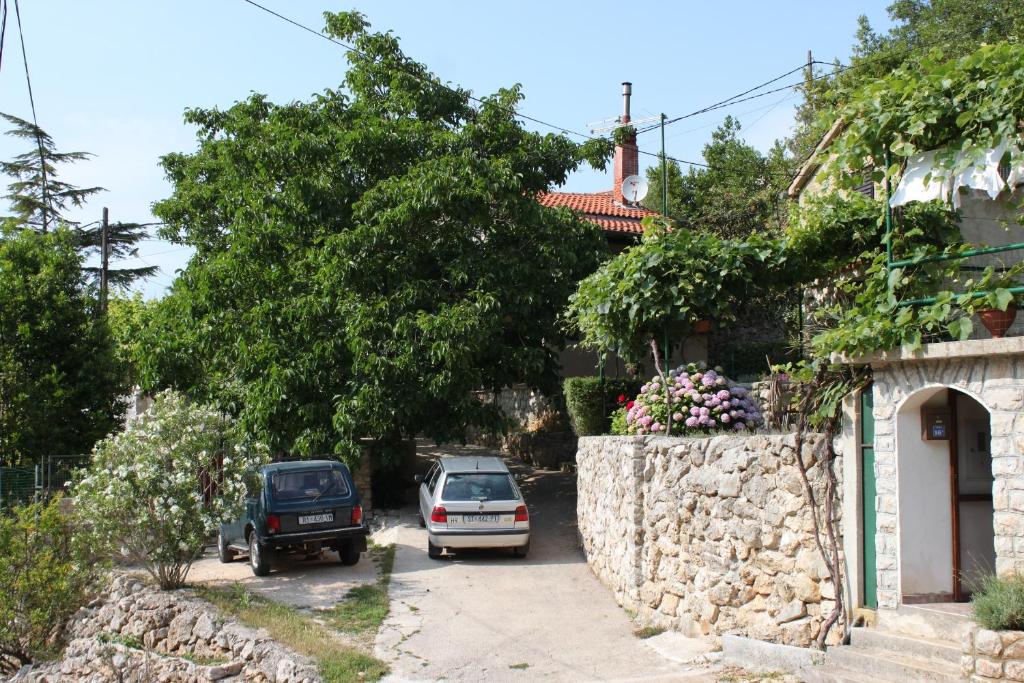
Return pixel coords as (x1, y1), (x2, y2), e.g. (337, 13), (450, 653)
(849, 627), (963, 665)
(825, 639), (963, 682)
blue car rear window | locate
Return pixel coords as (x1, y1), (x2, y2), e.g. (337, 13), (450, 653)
(270, 469), (350, 501)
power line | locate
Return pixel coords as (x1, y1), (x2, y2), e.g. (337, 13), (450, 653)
(0, 0), (8, 75)
(641, 25), (990, 137)
(238, 0), (795, 180)
(12, 0), (48, 232)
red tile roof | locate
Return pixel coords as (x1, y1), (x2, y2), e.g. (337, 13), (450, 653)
(538, 190), (657, 235)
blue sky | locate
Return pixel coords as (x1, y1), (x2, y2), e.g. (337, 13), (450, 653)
(0, 1), (893, 298)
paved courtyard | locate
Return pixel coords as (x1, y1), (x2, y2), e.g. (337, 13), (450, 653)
(373, 442), (719, 682)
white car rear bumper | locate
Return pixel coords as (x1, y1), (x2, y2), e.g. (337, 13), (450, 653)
(429, 528), (530, 549)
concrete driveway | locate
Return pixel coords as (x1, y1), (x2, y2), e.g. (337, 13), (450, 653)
(374, 443), (717, 682)
(189, 546), (378, 610)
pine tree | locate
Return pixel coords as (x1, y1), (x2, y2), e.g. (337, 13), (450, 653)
(0, 113), (157, 290)
(0, 112), (102, 232)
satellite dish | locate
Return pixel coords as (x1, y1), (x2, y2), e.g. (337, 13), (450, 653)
(621, 175), (648, 204)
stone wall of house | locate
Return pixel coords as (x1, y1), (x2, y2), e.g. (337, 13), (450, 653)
(868, 342), (1024, 608)
(472, 385), (556, 431)
(576, 433), (842, 647)
(962, 627), (1024, 682)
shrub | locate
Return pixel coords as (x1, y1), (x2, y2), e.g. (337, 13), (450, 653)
(0, 496), (100, 673)
(563, 377), (642, 436)
(74, 390), (269, 589)
(609, 407), (629, 435)
(973, 574), (1024, 631)
(625, 362), (762, 435)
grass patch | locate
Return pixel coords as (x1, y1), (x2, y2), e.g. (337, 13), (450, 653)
(973, 574), (1024, 630)
(196, 584), (389, 682)
(633, 626), (666, 639)
(509, 662), (530, 670)
(97, 632), (144, 649)
(324, 544), (396, 639)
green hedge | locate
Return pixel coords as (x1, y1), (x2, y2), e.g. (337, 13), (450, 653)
(563, 377), (642, 436)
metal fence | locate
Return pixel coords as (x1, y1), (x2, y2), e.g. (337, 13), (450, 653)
(0, 454), (89, 513)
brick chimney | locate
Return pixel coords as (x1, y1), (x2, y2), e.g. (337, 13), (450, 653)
(612, 82), (639, 205)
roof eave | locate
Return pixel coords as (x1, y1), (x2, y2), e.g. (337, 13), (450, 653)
(787, 118), (847, 199)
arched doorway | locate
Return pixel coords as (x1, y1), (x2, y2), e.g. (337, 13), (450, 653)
(895, 386), (994, 603)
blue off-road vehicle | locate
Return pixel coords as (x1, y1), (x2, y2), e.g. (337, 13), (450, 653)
(218, 460), (369, 576)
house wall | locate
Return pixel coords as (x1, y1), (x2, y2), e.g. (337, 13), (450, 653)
(576, 433), (843, 647)
(895, 389), (954, 597)
(866, 338), (1024, 609)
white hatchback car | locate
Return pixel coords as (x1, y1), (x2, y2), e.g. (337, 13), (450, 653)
(416, 456), (530, 559)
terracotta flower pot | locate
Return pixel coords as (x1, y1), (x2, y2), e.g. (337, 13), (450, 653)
(692, 319), (712, 334)
(978, 305), (1018, 339)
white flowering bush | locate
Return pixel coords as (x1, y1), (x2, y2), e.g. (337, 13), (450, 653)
(74, 390), (269, 589)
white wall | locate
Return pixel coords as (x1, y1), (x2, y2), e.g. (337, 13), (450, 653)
(897, 388), (954, 596)
(956, 393), (995, 586)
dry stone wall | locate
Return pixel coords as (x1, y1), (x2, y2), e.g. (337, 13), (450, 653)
(577, 433), (841, 647)
(963, 627), (1024, 681)
(10, 574), (320, 683)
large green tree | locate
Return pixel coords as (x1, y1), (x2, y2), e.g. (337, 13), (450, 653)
(789, 0), (1024, 161)
(0, 226), (125, 464)
(140, 11), (611, 458)
(643, 117), (791, 237)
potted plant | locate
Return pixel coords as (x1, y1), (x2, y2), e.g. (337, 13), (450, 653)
(961, 265), (1022, 339)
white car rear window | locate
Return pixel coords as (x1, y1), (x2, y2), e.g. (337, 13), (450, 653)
(441, 473), (517, 502)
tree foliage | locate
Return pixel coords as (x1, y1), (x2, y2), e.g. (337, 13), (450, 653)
(825, 42), (1024, 191)
(139, 11), (612, 458)
(0, 496), (101, 673)
(567, 216), (799, 360)
(0, 226), (125, 465)
(790, 0), (1024, 161)
(0, 113), (102, 233)
(643, 117), (790, 237)
(0, 113), (156, 290)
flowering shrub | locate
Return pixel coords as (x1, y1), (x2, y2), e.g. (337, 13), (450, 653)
(74, 390), (269, 589)
(0, 496), (100, 673)
(625, 363), (761, 435)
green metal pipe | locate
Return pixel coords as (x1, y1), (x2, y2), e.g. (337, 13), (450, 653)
(884, 151), (893, 275)
(897, 285), (1024, 307)
(889, 242), (1024, 269)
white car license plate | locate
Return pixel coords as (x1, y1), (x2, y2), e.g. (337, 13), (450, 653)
(461, 514), (499, 524)
(298, 513), (333, 525)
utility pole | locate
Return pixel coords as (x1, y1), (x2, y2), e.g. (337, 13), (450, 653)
(100, 207), (109, 313)
(661, 113), (668, 217)
(807, 50), (814, 79)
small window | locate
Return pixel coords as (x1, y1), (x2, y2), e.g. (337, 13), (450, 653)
(426, 465), (441, 494)
(855, 179), (875, 199)
(999, 160), (1011, 183)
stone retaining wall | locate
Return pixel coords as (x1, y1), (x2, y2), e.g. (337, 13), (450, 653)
(11, 573), (320, 682)
(962, 627), (1024, 681)
(576, 434), (842, 647)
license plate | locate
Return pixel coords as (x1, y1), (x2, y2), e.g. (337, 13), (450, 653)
(298, 513), (333, 525)
(461, 514), (499, 524)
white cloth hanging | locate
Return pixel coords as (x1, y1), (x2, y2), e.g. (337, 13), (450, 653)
(889, 150), (955, 207)
(951, 140), (1009, 208)
(1007, 145), (1024, 188)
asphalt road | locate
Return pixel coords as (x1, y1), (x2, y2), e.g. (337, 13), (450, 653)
(374, 446), (713, 682)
